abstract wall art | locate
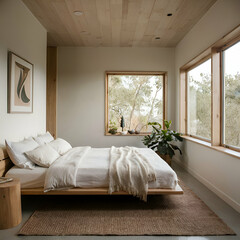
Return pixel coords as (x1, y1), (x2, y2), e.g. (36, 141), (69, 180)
(8, 52), (33, 113)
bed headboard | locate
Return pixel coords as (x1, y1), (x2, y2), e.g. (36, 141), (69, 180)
(0, 146), (13, 177)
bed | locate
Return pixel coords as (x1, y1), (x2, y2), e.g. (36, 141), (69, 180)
(0, 143), (183, 197)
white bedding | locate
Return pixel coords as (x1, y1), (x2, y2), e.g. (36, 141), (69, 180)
(109, 146), (156, 201)
(6, 148), (178, 189)
(44, 146), (91, 191)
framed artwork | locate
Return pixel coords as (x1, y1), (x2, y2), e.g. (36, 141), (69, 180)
(8, 52), (33, 113)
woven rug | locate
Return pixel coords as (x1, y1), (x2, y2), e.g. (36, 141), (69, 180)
(19, 183), (235, 236)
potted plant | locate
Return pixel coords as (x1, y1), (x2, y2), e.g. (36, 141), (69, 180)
(108, 120), (118, 135)
(142, 120), (183, 165)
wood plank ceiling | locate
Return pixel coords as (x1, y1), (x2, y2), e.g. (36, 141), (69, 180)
(22, 0), (217, 47)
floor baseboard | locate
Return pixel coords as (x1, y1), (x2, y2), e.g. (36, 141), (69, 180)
(173, 156), (240, 214)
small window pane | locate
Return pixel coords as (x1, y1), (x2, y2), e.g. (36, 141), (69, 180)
(108, 74), (164, 133)
(223, 41), (240, 148)
(187, 59), (211, 140)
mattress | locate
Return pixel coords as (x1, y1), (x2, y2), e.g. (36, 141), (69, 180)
(6, 148), (178, 189)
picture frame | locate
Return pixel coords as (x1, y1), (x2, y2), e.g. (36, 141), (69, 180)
(8, 52), (33, 113)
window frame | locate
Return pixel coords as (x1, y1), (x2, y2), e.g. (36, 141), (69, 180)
(105, 71), (168, 136)
(179, 24), (240, 158)
(220, 38), (240, 152)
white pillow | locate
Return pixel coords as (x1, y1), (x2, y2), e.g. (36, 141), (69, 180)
(5, 138), (39, 169)
(25, 144), (60, 168)
(34, 132), (54, 145)
(48, 138), (72, 155)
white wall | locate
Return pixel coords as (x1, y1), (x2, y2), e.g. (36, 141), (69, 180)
(175, 0), (240, 212)
(57, 47), (175, 147)
(0, 0), (47, 144)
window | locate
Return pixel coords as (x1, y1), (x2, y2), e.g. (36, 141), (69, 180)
(179, 25), (240, 157)
(105, 72), (166, 135)
(187, 59), (211, 140)
(222, 41), (240, 149)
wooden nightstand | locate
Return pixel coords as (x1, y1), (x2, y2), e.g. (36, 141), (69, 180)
(0, 178), (22, 229)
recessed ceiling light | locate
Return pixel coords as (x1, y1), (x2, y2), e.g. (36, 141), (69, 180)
(74, 11), (83, 16)
(155, 37), (160, 40)
(167, 13), (172, 16)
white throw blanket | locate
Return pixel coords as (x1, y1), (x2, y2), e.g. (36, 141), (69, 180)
(44, 146), (91, 192)
(109, 146), (156, 201)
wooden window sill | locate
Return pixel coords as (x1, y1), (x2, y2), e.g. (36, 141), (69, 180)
(182, 135), (240, 159)
(105, 133), (149, 136)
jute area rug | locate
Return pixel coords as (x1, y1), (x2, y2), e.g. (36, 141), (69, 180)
(19, 183), (235, 236)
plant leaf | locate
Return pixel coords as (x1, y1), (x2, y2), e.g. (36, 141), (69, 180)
(170, 144), (182, 155)
(167, 145), (175, 158)
(157, 143), (168, 155)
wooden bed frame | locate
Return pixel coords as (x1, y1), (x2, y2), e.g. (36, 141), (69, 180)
(0, 146), (183, 196)
(21, 184), (183, 195)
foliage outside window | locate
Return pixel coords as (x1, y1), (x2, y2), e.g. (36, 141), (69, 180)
(187, 59), (211, 140)
(106, 72), (166, 134)
(222, 41), (240, 148)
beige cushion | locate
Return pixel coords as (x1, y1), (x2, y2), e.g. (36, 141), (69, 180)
(49, 138), (72, 155)
(25, 144), (60, 168)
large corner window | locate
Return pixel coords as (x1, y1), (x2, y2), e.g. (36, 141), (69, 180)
(179, 26), (240, 158)
(187, 59), (211, 140)
(105, 72), (166, 135)
(222, 41), (240, 149)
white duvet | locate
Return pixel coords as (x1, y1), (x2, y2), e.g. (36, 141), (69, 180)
(6, 147), (178, 191)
